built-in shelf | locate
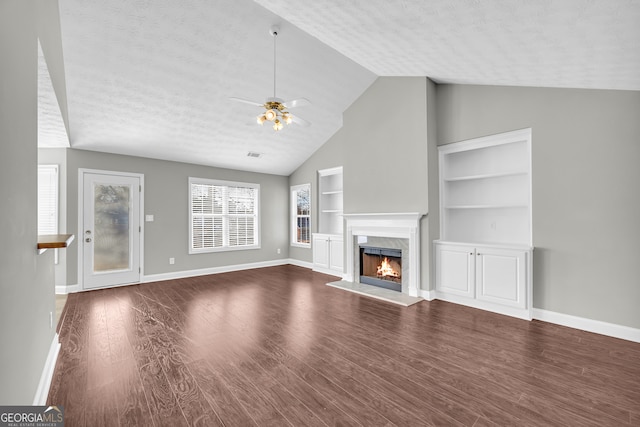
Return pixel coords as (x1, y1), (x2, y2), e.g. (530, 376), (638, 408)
(443, 171), (528, 182)
(439, 129), (532, 246)
(314, 166), (344, 275)
(435, 129), (533, 321)
(318, 166), (343, 235)
(444, 204), (528, 210)
(37, 233), (75, 254)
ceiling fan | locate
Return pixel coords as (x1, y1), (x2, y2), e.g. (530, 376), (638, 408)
(230, 26), (311, 131)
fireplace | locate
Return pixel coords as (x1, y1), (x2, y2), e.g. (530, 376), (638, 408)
(344, 213), (423, 297)
(359, 246), (402, 292)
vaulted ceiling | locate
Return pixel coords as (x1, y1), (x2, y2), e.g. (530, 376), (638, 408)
(39, 0), (640, 175)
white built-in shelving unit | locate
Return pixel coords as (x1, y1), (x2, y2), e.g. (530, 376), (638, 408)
(434, 129), (534, 320)
(313, 166), (344, 276)
(318, 167), (344, 235)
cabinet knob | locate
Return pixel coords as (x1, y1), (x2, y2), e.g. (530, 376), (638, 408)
(469, 252), (473, 255)
(477, 253), (480, 256)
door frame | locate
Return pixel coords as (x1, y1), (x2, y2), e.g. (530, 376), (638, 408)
(78, 168), (145, 290)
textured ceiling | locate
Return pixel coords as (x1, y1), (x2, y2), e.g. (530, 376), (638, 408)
(38, 42), (70, 148)
(48, 0), (640, 175)
(257, 0), (640, 90)
(57, 0), (376, 175)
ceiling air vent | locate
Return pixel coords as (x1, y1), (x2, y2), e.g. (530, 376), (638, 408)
(247, 152), (262, 158)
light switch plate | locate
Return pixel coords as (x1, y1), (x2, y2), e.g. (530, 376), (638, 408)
(145, 214), (154, 222)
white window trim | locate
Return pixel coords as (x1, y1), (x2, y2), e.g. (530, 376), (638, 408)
(291, 183), (311, 248)
(189, 177), (260, 254)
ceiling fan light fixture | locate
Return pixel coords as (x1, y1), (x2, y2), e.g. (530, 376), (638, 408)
(264, 109), (277, 121)
(231, 27), (311, 132)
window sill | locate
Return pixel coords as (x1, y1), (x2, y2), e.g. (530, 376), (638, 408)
(290, 242), (311, 249)
(189, 244), (261, 254)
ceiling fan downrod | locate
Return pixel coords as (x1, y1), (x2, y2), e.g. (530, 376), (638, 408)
(270, 26), (279, 99)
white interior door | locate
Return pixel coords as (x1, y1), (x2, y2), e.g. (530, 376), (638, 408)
(82, 171), (141, 289)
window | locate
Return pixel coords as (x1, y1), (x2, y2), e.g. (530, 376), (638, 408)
(38, 165), (59, 235)
(189, 177), (259, 253)
(38, 164), (59, 262)
(291, 183), (311, 247)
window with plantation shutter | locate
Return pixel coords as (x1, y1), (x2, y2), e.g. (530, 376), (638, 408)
(291, 183), (311, 247)
(189, 177), (260, 253)
(38, 165), (59, 263)
(38, 165), (59, 235)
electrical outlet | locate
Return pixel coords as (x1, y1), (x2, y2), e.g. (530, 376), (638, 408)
(169, 257), (175, 265)
(277, 248), (281, 254)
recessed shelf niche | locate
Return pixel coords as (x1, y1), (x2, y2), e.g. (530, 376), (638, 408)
(318, 166), (343, 235)
(439, 129), (532, 247)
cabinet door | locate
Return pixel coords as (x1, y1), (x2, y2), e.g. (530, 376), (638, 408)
(313, 235), (330, 269)
(329, 237), (343, 272)
(435, 243), (475, 297)
(475, 247), (526, 309)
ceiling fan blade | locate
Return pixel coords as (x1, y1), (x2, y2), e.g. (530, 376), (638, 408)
(282, 98), (311, 109)
(291, 114), (311, 127)
(229, 97), (264, 107)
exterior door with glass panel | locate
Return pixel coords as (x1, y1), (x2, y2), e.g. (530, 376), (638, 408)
(82, 172), (141, 289)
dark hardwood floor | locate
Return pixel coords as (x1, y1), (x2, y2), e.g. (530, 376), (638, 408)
(48, 265), (640, 426)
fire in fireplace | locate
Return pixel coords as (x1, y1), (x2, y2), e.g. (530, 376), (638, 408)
(359, 246), (402, 292)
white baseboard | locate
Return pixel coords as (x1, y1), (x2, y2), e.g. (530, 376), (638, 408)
(420, 289), (436, 301)
(55, 284), (80, 294)
(287, 258), (314, 270)
(66, 260), (313, 292)
(33, 334), (60, 405)
(142, 259), (291, 283)
(311, 265), (343, 278)
(532, 308), (640, 343)
(434, 291), (532, 320)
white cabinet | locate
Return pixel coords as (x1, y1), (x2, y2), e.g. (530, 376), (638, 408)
(313, 234), (329, 268)
(312, 233), (343, 276)
(434, 242), (532, 318)
(329, 236), (344, 272)
(435, 243), (475, 298)
(313, 166), (343, 277)
(435, 129), (533, 320)
(475, 246), (527, 309)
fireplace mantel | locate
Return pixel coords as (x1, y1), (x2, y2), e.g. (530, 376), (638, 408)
(343, 212), (424, 297)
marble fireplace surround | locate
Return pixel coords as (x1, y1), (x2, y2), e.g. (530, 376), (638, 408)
(343, 213), (423, 297)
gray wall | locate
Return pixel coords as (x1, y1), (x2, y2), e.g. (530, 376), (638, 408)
(289, 77), (432, 285)
(0, 0), (57, 404)
(288, 128), (346, 263)
(291, 78), (640, 330)
(436, 84), (640, 329)
(342, 77), (429, 215)
(426, 78), (440, 288)
(65, 149), (289, 285)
